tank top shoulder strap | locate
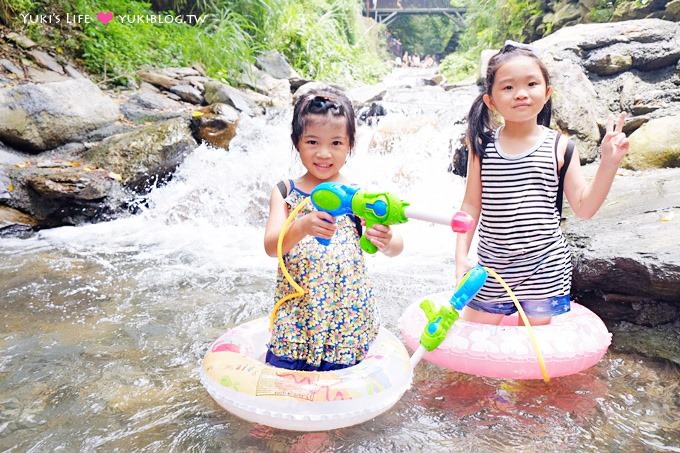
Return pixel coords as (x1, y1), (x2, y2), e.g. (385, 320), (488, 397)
(277, 179), (303, 199)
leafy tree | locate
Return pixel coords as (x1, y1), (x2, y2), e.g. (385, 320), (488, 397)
(388, 14), (458, 58)
(440, 0), (545, 82)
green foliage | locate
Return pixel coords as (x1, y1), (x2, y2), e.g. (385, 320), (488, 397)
(5, 0), (386, 86)
(0, 0), (35, 25)
(588, 0), (616, 22)
(440, 0), (545, 83)
(71, 0), (258, 84)
(439, 51), (478, 82)
(259, 0), (387, 84)
(388, 14), (457, 57)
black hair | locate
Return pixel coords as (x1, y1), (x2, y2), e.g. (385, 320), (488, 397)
(291, 87), (356, 152)
(466, 43), (552, 158)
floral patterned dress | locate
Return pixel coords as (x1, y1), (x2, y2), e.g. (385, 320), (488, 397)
(267, 183), (380, 369)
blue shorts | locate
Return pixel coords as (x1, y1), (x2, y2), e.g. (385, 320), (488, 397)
(467, 294), (571, 317)
(265, 350), (353, 372)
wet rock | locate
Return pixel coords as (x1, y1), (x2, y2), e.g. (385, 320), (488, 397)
(608, 321), (680, 366)
(0, 205), (37, 237)
(357, 102), (387, 126)
(80, 117), (197, 192)
(0, 79), (120, 152)
(190, 103), (239, 150)
(2, 160), (127, 227)
(26, 164), (113, 200)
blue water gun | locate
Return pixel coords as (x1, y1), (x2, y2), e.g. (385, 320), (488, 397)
(310, 182), (474, 254)
(418, 265), (488, 352)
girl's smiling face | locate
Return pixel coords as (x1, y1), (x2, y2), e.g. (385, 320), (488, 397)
(483, 55), (553, 125)
(296, 114), (350, 183)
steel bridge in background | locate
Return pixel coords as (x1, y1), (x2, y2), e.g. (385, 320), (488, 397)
(363, 0), (466, 25)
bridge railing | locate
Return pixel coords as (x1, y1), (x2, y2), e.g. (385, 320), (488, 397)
(365, 0), (459, 11)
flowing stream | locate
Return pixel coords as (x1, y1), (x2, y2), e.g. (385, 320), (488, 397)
(1, 75), (679, 452)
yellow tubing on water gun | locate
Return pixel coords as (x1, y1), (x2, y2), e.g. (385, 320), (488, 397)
(269, 197), (310, 329)
(484, 267), (550, 383)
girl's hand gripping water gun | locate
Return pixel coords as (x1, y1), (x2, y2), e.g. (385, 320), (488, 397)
(310, 181), (474, 254)
(410, 265), (488, 367)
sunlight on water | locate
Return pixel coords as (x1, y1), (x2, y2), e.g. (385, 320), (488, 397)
(1, 83), (679, 452)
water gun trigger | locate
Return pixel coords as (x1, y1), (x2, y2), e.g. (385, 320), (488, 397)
(359, 235), (378, 255)
(419, 299), (437, 321)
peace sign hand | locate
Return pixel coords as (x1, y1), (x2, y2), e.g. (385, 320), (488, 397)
(600, 112), (630, 166)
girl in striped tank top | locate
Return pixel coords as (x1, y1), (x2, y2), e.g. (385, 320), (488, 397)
(456, 42), (630, 326)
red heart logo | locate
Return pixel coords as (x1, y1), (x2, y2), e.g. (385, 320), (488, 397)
(96, 11), (114, 24)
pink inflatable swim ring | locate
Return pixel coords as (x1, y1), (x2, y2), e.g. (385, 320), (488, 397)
(399, 293), (612, 380)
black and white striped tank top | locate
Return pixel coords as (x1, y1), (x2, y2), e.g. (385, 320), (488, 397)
(475, 126), (571, 303)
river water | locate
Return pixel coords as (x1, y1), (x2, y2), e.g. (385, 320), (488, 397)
(1, 75), (679, 452)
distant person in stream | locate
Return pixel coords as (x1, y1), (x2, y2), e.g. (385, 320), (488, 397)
(357, 102), (386, 127)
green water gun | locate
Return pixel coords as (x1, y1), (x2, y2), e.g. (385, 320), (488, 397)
(310, 182), (474, 254)
(418, 264), (488, 352)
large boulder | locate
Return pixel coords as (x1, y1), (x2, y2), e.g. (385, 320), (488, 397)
(545, 56), (607, 160)
(80, 117), (198, 192)
(255, 50), (300, 80)
(563, 166), (680, 364)
(0, 79), (120, 152)
(2, 159), (127, 227)
(622, 116), (680, 170)
(532, 19), (680, 163)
